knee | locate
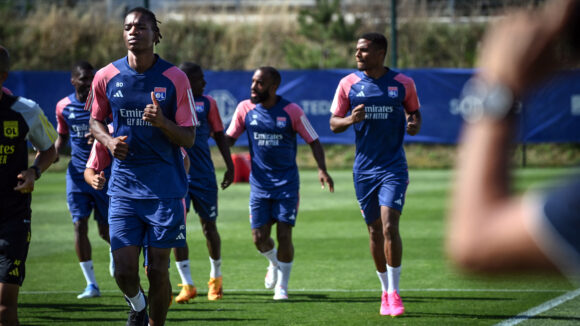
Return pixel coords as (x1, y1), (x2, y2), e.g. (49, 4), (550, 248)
(146, 264), (169, 283)
(382, 221), (399, 239)
(74, 220), (88, 235)
(202, 221), (218, 238)
(252, 229), (268, 247)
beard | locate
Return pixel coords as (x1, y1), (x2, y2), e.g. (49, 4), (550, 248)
(250, 90), (269, 104)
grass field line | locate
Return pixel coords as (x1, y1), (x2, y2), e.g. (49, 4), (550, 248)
(495, 288), (580, 326)
(20, 288), (571, 295)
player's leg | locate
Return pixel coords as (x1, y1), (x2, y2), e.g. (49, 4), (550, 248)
(250, 195), (278, 289)
(173, 244), (197, 303)
(146, 246), (172, 325)
(272, 195), (299, 300)
(0, 283), (19, 326)
(93, 187), (113, 277)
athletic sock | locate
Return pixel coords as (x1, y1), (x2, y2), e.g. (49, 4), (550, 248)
(260, 248), (279, 267)
(176, 260), (194, 286)
(276, 261), (293, 289)
(376, 270), (389, 292)
(126, 290), (146, 312)
(209, 257), (222, 278)
(387, 264), (401, 293)
(79, 261), (97, 286)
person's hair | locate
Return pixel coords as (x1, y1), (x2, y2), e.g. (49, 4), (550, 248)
(125, 7), (162, 44)
(360, 32), (388, 54)
(71, 61), (94, 77)
(0, 45), (10, 73)
(258, 66), (281, 88)
(178, 62), (202, 76)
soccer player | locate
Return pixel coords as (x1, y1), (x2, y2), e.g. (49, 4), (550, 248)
(448, 0), (580, 277)
(0, 44), (58, 326)
(55, 61), (113, 299)
(226, 66), (334, 300)
(329, 33), (422, 316)
(87, 7), (197, 326)
(173, 62), (235, 303)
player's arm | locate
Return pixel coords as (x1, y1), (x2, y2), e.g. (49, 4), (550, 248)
(143, 92), (195, 148)
(54, 133), (69, 163)
(309, 139), (334, 193)
(447, 0), (577, 273)
(329, 104), (365, 133)
(89, 118), (128, 160)
(84, 168), (107, 190)
(213, 131), (235, 190)
(405, 110), (421, 136)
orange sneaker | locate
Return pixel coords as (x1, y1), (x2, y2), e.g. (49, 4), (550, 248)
(175, 284), (197, 304)
(207, 276), (223, 300)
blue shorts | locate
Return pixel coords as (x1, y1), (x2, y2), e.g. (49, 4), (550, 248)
(185, 179), (218, 222)
(67, 190), (109, 225)
(354, 171), (408, 225)
(108, 197), (186, 251)
(249, 192), (299, 229)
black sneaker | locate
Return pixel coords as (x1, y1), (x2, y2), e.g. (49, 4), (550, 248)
(125, 295), (149, 326)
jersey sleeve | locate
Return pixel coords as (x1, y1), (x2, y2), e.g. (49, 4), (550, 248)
(87, 64), (116, 121)
(163, 66), (198, 127)
(284, 103), (318, 143)
(13, 98), (57, 151)
(86, 140), (111, 172)
(330, 74), (359, 117)
(206, 95), (224, 133)
(55, 97), (71, 135)
(226, 100), (252, 140)
(394, 74), (420, 113)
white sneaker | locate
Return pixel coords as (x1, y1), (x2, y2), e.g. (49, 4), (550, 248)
(273, 286), (288, 300)
(264, 265), (278, 289)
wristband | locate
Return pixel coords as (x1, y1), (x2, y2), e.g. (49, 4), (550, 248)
(459, 77), (514, 123)
(30, 165), (41, 180)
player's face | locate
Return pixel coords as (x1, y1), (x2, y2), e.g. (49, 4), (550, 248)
(250, 69), (272, 104)
(189, 71), (206, 97)
(71, 68), (94, 103)
(123, 12), (158, 52)
(355, 39), (384, 71)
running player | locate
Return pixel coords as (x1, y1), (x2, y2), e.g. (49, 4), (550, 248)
(329, 32), (422, 317)
(55, 61), (113, 299)
(226, 66), (334, 300)
(173, 62), (235, 303)
(87, 7), (197, 326)
(0, 44), (58, 326)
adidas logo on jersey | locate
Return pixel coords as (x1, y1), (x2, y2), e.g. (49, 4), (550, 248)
(356, 90), (365, 97)
(69, 112), (76, 119)
(250, 119), (258, 126)
(113, 90), (124, 98)
(176, 233), (186, 240)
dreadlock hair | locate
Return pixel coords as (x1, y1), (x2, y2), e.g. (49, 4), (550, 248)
(125, 7), (163, 45)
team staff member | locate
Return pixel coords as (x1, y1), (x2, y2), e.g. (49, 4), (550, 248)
(329, 32), (421, 317)
(55, 61), (113, 299)
(226, 66), (333, 300)
(0, 44), (58, 326)
(87, 7), (197, 326)
(174, 62), (235, 303)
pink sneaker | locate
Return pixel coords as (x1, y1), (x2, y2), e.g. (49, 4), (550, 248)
(380, 291), (390, 316)
(388, 290), (405, 317)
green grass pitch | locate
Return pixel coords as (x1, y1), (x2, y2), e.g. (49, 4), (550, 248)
(18, 168), (579, 325)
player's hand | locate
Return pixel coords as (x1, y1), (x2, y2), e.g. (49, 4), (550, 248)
(221, 168), (234, 190)
(143, 92), (167, 128)
(318, 169), (334, 193)
(85, 131), (95, 145)
(406, 113), (419, 135)
(350, 104), (365, 124)
(107, 135), (129, 160)
(13, 168), (36, 194)
(91, 171), (107, 190)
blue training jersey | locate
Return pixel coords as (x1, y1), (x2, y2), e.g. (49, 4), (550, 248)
(87, 55), (197, 199)
(330, 69), (420, 174)
(56, 93), (92, 185)
(226, 96), (318, 197)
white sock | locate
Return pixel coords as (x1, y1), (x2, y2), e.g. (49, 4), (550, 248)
(209, 257), (222, 278)
(79, 261), (97, 286)
(276, 261), (293, 289)
(126, 290), (146, 312)
(176, 260), (194, 286)
(376, 270), (388, 292)
(260, 248), (279, 267)
(387, 264), (401, 293)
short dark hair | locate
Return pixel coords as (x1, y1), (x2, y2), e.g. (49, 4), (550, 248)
(178, 62), (202, 76)
(71, 61), (94, 77)
(125, 7), (163, 44)
(258, 66), (281, 88)
(360, 32), (388, 54)
(0, 45), (10, 73)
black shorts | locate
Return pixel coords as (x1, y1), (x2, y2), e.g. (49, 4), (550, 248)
(0, 194), (32, 286)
